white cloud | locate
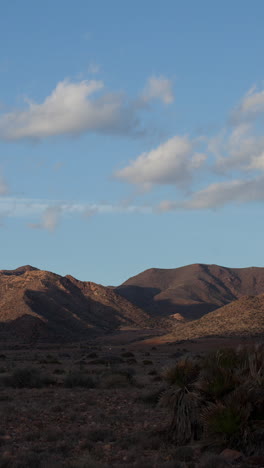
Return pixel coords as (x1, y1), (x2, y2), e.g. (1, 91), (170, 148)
(157, 176), (264, 211)
(0, 79), (141, 141)
(0, 76), (176, 142)
(115, 136), (206, 190)
(41, 206), (61, 231)
(231, 85), (264, 123)
(142, 76), (174, 104)
(0, 197), (151, 231)
(212, 123), (264, 173)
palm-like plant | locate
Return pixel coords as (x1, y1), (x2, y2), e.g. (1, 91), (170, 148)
(160, 359), (202, 443)
(160, 345), (264, 452)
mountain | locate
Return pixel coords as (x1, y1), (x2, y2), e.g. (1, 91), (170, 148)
(169, 294), (264, 340)
(115, 263), (264, 320)
(0, 266), (152, 343)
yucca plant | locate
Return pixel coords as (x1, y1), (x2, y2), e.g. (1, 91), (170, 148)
(202, 386), (252, 451)
(160, 386), (202, 444)
(160, 345), (264, 451)
(160, 359), (203, 443)
(203, 348), (241, 370)
(162, 358), (200, 387)
(195, 366), (238, 401)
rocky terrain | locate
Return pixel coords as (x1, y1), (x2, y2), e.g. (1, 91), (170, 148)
(0, 266), (152, 343)
(116, 263), (264, 320)
(0, 264), (263, 467)
(165, 293), (264, 341)
(1, 263), (264, 345)
(0, 341), (263, 468)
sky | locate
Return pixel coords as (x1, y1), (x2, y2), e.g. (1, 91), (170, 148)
(1, 0), (264, 285)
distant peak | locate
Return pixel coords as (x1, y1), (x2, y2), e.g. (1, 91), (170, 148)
(0, 265), (39, 276)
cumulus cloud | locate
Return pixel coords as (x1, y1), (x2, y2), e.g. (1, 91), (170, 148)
(232, 85), (264, 121)
(0, 79), (141, 141)
(142, 76), (174, 104)
(157, 176), (264, 212)
(0, 75), (175, 142)
(115, 136), (206, 190)
(210, 123), (264, 173)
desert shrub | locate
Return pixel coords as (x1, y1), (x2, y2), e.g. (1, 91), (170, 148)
(196, 367), (237, 400)
(100, 373), (130, 388)
(64, 371), (95, 388)
(160, 346), (264, 448)
(118, 367), (136, 381)
(88, 358), (107, 365)
(87, 352), (98, 358)
(39, 355), (61, 365)
(0, 393), (12, 401)
(121, 351), (135, 358)
(160, 386), (202, 444)
(24, 430), (42, 441)
(126, 358), (137, 364)
(152, 375), (162, 381)
(4, 367), (54, 388)
(142, 359), (153, 365)
(53, 368), (65, 374)
(86, 428), (115, 443)
(202, 387), (262, 454)
(163, 359), (200, 387)
(137, 386), (165, 406)
(203, 348), (242, 370)
(3, 451), (44, 468)
(100, 367), (135, 388)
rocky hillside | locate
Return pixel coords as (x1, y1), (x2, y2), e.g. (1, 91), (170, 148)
(0, 266), (152, 343)
(116, 263), (264, 319)
(169, 293), (264, 340)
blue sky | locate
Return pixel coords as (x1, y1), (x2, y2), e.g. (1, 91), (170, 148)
(1, 0), (264, 285)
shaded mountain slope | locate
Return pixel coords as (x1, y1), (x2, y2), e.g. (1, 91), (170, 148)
(0, 266), (152, 343)
(169, 294), (264, 340)
(116, 264), (264, 319)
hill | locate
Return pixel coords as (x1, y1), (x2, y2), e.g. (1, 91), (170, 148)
(169, 293), (264, 340)
(115, 263), (264, 319)
(0, 266), (152, 343)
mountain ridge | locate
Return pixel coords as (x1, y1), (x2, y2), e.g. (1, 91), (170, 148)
(1, 263), (264, 343)
(115, 263), (264, 319)
(0, 266), (153, 343)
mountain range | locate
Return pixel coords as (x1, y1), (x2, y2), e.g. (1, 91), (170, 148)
(116, 263), (264, 319)
(0, 265), (151, 343)
(0, 263), (264, 343)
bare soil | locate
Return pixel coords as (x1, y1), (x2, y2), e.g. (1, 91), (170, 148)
(0, 333), (263, 467)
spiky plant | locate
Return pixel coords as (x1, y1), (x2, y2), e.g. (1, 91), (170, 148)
(204, 348), (241, 370)
(160, 386), (202, 444)
(195, 366), (238, 400)
(162, 358), (200, 387)
(160, 359), (202, 443)
(202, 389), (251, 449)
